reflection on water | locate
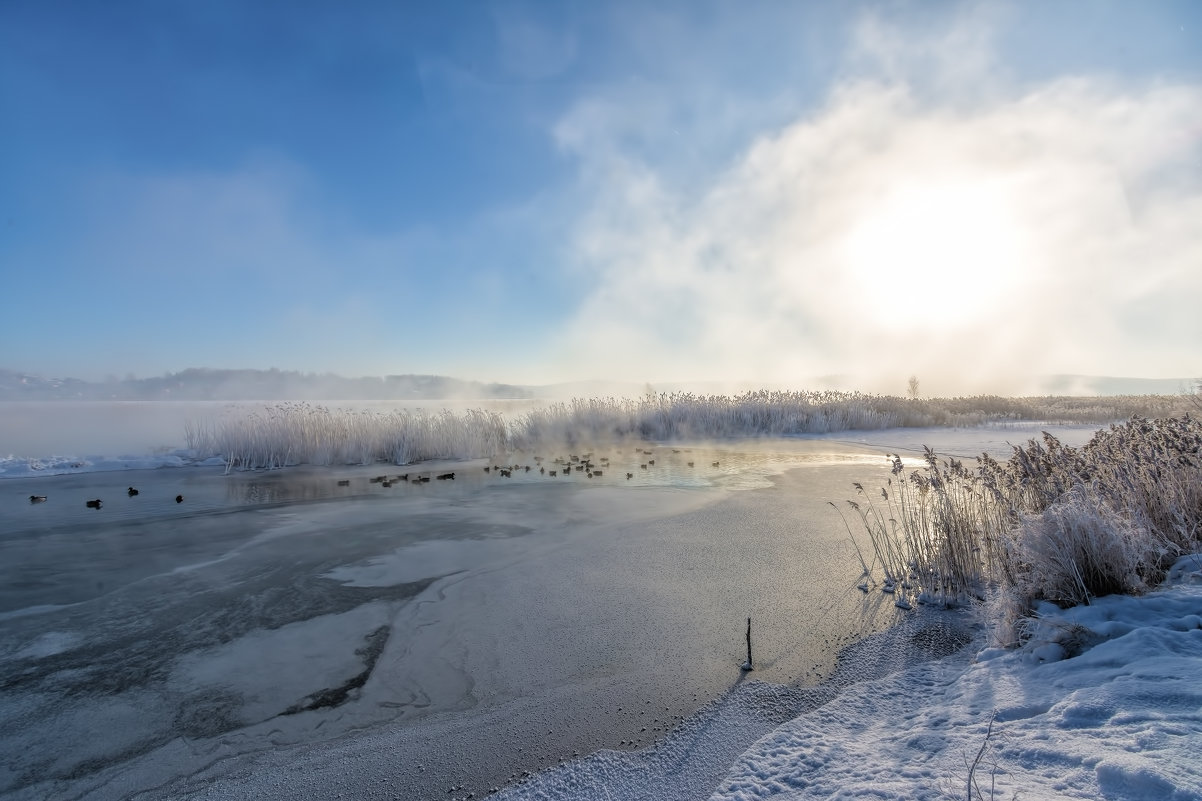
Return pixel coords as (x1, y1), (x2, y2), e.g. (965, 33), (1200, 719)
(3, 425), (1103, 539)
(219, 443), (885, 504)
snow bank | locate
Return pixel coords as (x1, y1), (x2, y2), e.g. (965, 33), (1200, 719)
(707, 555), (1202, 801)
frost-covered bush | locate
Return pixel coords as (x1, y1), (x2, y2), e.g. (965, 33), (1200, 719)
(847, 415), (1202, 624)
(1007, 490), (1164, 608)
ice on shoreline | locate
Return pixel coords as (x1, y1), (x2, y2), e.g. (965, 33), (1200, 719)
(0, 451), (224, 478)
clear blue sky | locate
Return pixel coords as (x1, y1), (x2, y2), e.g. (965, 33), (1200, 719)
(2, 0), (1199, 392)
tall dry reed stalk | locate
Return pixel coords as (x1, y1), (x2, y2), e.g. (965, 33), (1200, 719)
(845, 415), (1202, 631)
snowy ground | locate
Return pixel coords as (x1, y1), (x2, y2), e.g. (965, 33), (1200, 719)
(702, 555), (1202, 801)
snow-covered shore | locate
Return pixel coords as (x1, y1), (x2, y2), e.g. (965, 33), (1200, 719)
(711, 560), (1202, 801)
(497, 556), (1202, 801)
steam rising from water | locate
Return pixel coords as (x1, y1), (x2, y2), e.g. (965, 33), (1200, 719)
(549, 7), (1202, 394)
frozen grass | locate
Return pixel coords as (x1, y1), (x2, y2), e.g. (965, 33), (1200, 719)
(184, 402), (507, 472)
(185, 392), (1196, 472)
(507, 391), (894, 448)
(846, 414), (1202, 640)
(510, 391), (1194, 447)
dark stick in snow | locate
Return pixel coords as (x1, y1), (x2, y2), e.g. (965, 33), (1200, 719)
(742, 617), (753, 671)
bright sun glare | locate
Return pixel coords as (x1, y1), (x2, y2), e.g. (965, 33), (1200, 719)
(841, 180), (1027, 327)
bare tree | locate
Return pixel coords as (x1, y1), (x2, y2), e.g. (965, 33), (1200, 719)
(907, 375), (920, 399)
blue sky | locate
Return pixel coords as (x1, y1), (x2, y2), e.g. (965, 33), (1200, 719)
(2, 0), (1200, 393)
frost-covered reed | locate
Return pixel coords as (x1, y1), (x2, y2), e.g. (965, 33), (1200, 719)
(510, 390), (915, 444)
(186, 392), (1194, 473)
(188, 391), (946, 470)
(847, 415), (1202, 637)
(510, 390), (1036, 448)
(185, 402), (507, 472)
(509, 391), (1194, 448)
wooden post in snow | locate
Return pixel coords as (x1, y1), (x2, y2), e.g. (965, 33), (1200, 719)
(742, 617), (753, 671)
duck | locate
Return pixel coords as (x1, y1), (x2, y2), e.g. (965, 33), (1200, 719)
(86, 499), (102, 509)
(29, 495), (47, 503)
(175, 495), (184, 503)
(127, 487), (139, 496)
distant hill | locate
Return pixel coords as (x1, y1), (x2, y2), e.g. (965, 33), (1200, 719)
(0, 368), (532, 401)
(0, 368), (1194, 402)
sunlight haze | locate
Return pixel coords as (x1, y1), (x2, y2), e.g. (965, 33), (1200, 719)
(2, 0), (1199, 394)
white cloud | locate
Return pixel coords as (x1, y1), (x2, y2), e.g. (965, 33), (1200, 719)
(551, 7), (1202, 393)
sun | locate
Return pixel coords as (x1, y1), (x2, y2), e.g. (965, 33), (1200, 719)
(840, 179), (1028, 328)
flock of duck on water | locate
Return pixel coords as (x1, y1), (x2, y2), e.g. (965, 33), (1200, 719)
(363, 448), (721, 484)
(28, 487), (184, 509)
(23, 448), (725, 509)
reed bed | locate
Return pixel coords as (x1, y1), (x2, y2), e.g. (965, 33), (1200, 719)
(185, 392), (1196, 472)
(845, 414), (1202, 638)
(507, 390), (1186, 448)
(185, 402), (507, 472)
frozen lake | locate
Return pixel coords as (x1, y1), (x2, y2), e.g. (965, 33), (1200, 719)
(0, 421), (1103, 800)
